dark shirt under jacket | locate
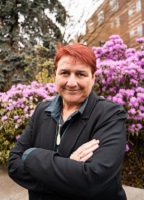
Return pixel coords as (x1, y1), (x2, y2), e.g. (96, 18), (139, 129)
(8, 91), (127, 200)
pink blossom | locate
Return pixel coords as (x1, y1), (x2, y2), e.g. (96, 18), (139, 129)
(137, 123), (142, 130)
(16, 135), (21, 140)
(126, 144), (130, 152)
(128, 108), (136, 115)
(112, 96), (118, 102)
(139, 106), (144, 111)
(136, 37), (144, 43)
(1, 116), (8, 122)
(17, 119), (22, 123)
(21, 104), (25, 108)
(6, 106), (14, 111)
(14, 115), (19, 120)
(15, 124), (19, 129)
(25, 114), (29, 118)
(30, 110), (34, 116)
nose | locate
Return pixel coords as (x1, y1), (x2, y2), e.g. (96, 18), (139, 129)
(67, 74), (77, 87)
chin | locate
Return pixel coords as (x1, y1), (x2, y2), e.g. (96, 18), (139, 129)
(64, 96), (77, 102)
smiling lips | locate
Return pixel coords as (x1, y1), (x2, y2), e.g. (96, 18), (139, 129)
(65, 88), (81, 92)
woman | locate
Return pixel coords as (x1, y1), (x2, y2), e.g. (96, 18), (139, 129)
(8, 43), (127, 200)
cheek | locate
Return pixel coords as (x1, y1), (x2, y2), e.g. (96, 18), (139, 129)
(55, 76), (61, 84)
(55, 77), (60, 89)
(86, 79), (94, 87)
(86, 80), (94, 91)
(55, 77), (66, 88)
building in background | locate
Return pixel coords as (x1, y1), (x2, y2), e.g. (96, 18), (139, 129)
(77, 0), (144, 48)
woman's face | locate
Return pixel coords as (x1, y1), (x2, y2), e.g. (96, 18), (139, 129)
(55, 56), (95, 107)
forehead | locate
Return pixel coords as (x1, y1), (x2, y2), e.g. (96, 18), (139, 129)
(57, 55), (90, 70)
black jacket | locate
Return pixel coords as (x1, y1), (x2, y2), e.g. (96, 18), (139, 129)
(8, 91), (127, 200)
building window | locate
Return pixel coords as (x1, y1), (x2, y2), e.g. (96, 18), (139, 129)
(87, 21), (93, 29)
(97, 10), (104, 25)
(87, 20), (94, 33)
(109, 0), (119, 12)
(128, 9), (134, 16)
(110, 17), (120, 28)
(137, 24), (143, 37)
(136, 0), (141, 12)
(116, 17), (120, 28)
(129, 29), (135, 38)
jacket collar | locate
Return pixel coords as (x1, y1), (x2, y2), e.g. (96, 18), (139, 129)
(81, 91), (99, 119)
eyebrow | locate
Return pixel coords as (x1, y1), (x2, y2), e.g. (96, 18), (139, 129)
(59, 69), (87, 73)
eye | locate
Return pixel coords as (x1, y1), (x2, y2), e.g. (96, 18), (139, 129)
(77, 73), (85, 77)
(60, 71), (69, 75)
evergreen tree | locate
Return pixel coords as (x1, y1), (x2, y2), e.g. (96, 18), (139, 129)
(0, 0), (67, 91)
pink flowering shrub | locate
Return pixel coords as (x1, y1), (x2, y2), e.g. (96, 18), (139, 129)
(0, 81), (57, 164)
(92, 35), (144, 137)
(93, 35), (144, 188)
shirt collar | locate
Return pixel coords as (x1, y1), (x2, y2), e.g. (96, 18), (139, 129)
(45, 94), (88, 118)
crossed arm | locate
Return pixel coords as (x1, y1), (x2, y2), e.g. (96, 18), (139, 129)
(8, 135), (99, 193)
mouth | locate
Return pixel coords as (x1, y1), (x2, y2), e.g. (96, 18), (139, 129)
(67, 90), (78, 91)
(63, 89), (81, 95)
(65, 89), (80, 92)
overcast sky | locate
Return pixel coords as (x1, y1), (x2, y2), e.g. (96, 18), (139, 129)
(59, 0), (104, 41)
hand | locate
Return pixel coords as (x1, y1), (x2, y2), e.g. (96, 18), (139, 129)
(70, 139), (99, 162)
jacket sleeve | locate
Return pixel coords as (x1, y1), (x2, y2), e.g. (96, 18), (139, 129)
(22, 102), (127, 198)
(8, 102), (53, 194)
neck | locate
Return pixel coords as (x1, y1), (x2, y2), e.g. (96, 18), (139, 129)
(63, 104), (81, 111)
(62, 102), (82, 121)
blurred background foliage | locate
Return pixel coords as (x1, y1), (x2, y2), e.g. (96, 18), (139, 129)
(122, 134), (144, 189)
(24, 45), (55, 83)
(0, 0), (67, 91)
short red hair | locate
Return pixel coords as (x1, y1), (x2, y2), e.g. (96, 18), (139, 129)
(54, 43), (96, 74)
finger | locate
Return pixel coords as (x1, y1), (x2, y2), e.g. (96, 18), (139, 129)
(80, 152), (93, 162)
(82, 139), (99, 150)
(80, 144), (99, 158)
(75, 139), (99, 155)
(70, 139), (100, 161)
